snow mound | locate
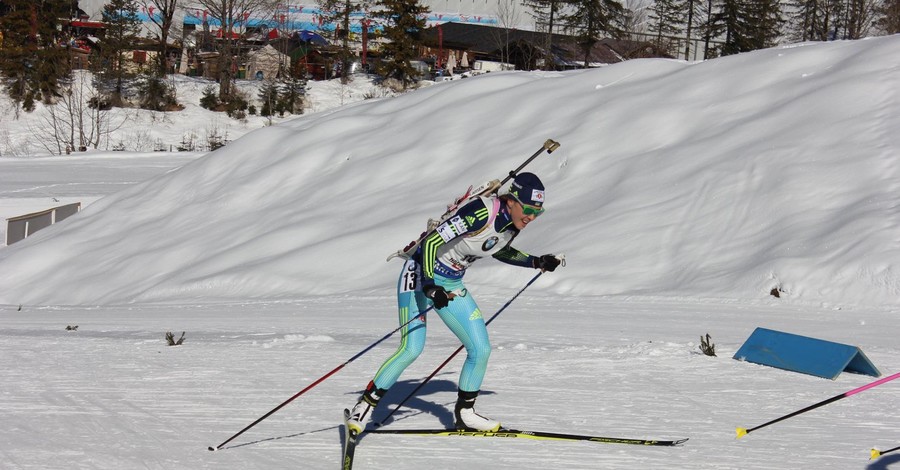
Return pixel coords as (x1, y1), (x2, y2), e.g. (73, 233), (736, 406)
(0, 37), (899, 307)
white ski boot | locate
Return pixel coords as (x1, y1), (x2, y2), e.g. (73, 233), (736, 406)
(346, 381), (385, 434)
(454, 390), (501, 432)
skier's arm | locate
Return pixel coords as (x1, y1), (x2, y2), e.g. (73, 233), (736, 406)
(495, 249), (561, 272)
(492, 246), (536, 268)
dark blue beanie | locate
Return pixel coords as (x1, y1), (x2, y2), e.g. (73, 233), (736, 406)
(510, 172), (545, 207)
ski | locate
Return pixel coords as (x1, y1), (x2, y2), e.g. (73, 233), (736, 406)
(366, 427), (688, 447)
(341, 409), (360, 470)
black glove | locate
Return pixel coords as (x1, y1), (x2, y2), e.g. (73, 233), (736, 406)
(423, 284), (451, 309)
(533, 254), (561, 272)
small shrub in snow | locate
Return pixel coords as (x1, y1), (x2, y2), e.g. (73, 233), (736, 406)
(65, 325), (78, 331)
(165, 331), (185, 346)
(200, 86), (219, 110)
(363, 87), (393, 100)
(137, 76), (180, 111)
(178, 132), (198, 152)
(258, 80), (280, 117)
(699, 333), (716, 357)
(205, 125), (228, 150)
(224, 93), (248, 120)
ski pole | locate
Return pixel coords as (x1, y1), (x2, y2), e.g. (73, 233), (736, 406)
(209, 307), (431, 451)
(374, 270), (546, 428)
(736, 371), (900, 439)
(871, 444), (900, 460)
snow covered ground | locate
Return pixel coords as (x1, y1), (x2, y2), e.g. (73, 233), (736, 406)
(2, 36), (900, 469)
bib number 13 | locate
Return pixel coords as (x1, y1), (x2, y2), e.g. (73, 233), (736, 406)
(401, 260), (418, 293)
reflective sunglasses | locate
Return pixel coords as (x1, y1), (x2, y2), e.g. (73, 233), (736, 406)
(522, 203), (545, 216)
(511, 194), (545, 217)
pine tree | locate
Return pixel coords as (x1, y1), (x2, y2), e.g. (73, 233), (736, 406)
(278, 72), (307, 114)
(522, 0), (563, 69)
(718, 0), (784, 56)
(318, 0), (371, 83)
(747, 0), (785, 49)
(696, 0), (726, 59)
(99, 0), (142, 103)
(560, 0), (627, 68)
(375, 0), (429, 87)
(648, 0), (687, 56)
(875, 0), (900, 34)
(258, 79), (279, 116)
(0, 0), (72, 111)
(787, 0), (821, 41)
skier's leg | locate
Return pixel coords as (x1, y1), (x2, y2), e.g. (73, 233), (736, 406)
(348, 259), (427, 432)
(371, 258), (428, 390)
(433, 278), (490, 392)
(433, 276), (499, 431)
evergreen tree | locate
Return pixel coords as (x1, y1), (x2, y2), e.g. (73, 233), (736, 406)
(278, 72), (307, 114)
(0, 0), (72, 111)
(318, 0), (371, 83)
(746, 0), (785, 49)
(560, 0), (627, 68)
(99, 0), (142, 103)
(787, 0), (822, 41)
(718, 0), (784, 56)
(717, 0), (747, 55)
(135, 74), (178, 111)
(696, 0), (726, 59)
(375, 0), (428, 87)
(522, 0), (562, 69)
(875, 0), (900, 34)
(648, 0), (687, 56)
(257, 79), (279, 116)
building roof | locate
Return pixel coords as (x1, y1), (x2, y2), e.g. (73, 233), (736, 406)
(421, 22), (670, 67)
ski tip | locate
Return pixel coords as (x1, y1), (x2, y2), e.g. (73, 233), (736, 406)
(870, 449), (881, 460)
(736, 428), (748, 439)
(208, 446), (217, 452)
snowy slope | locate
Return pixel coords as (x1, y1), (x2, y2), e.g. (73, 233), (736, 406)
(1, 37), (899, 307)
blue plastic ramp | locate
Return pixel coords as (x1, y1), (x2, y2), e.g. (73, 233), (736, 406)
(733, 327), (881, 380)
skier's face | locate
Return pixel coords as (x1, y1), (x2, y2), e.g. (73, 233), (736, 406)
(508, 198), (541, 230)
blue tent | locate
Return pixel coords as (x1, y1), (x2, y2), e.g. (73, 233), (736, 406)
(295, 30), (328, 45)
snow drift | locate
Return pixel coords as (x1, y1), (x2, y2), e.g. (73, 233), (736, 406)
(0, 36), (898, 306)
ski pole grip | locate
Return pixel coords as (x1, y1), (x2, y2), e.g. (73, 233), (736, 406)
(544, 139), (561, 153)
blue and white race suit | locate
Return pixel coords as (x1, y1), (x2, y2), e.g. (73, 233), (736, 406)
(372, 196), (537, 393)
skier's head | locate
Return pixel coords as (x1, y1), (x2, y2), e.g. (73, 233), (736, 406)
(509, 172), (545, 208)
(506, 172), (545, 230)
